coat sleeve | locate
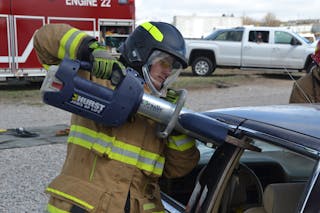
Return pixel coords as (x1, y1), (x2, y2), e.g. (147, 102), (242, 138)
(33, 24), (96, 68)
(289, 75), (314, 104)
(162, 134), (200, 178)
(289, 82), (307, 103)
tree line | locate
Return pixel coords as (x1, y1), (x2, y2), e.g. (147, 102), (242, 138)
(243, 12), (281, 26)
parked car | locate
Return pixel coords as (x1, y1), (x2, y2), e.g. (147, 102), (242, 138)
(185, 26), (315, 76)
(160, 104), (320, 213)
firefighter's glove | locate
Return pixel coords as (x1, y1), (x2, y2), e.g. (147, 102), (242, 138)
(91, 44), (126, 85)
(165, 89), (180, 104)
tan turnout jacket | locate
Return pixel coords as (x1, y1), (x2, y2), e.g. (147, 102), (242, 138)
(289, 67), (320, 103)
(34, 24), (199, 213)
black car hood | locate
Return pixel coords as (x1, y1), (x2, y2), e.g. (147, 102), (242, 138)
(204, 104), (320, 139)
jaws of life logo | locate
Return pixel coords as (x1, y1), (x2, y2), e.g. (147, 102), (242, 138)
(70, 93), (106, 114)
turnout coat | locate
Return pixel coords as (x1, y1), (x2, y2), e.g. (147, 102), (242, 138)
(34, 24), (199, 213)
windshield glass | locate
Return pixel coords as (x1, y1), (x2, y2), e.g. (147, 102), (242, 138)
(204, 29), (244, 42)
(204, 30), (221, 40)
(293, 32), (311, 44)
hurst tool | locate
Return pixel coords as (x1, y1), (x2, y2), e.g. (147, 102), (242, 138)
(41, 59), (232, 144)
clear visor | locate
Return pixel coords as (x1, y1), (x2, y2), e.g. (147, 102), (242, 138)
(142, 50), (183, 97)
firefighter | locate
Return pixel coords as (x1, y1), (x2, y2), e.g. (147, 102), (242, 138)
(33, 22), (200, 213)
(289, 40), (320, 103)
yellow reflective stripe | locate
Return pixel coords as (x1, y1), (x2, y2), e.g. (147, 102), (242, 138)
(70, 124), (96, 137)
(43, 64), (50, 70)
(58, 28), (87, 59)
(46, 187), (94, 210)
(141, 22), (164, 42)
(47, 204), (69, 213)
(67, 125), (96, 149)
(137, 149), (165, 175)
(167, 135), (196, 151)
(69, 32), (87, 59)
(67, 135), (92, 150)
(58, 28), (77, 59)
(143, 202), (156, 210)
(68, 125), (165, 175)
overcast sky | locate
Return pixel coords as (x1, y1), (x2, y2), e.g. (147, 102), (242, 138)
(135, 0), (320, 23)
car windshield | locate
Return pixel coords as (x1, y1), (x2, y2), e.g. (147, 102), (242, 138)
(204, 29), (244, 42)
(203, 30), (221, 40)
(293, 32), (312, 44)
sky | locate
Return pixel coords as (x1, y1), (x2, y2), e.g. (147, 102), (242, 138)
(135, 0), (320, 24)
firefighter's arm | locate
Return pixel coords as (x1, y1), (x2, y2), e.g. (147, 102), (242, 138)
(289, 80), (311, 103)
(162, 134), (200, 178)
(289, 84), (303, 103)
(34, 24), (125, 83)
(33, 23), (94, 67)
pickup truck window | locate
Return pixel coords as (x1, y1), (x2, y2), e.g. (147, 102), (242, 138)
(248, 31), (269, 43)
(209, 30), (243, 42)
(274, 31), (293, 44)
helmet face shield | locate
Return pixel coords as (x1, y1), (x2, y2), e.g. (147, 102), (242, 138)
(142, 50), (183, 96)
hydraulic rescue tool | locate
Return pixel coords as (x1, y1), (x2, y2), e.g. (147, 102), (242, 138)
(41, 59), (247, 145)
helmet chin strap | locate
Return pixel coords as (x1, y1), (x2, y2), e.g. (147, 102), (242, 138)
(142, 65), (162, 97)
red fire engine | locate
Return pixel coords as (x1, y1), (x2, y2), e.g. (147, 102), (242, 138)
(0, 0), (135, 82)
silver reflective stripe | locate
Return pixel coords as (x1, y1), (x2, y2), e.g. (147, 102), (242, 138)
(154, 160), (164, 170)
(64, 30), (83, 58)
(69, 131), (93, 143)
(94, 137), (112, 148)
(138, 155), (163, 169)
(69, 129), (164, 171)
(111, 146), (140, 160)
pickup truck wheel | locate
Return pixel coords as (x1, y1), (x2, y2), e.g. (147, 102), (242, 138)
(306, 61), (318, 73)
(192, 57), (215, 76)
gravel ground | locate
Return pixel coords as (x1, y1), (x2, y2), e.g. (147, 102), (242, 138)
(0, 76), (294, 212)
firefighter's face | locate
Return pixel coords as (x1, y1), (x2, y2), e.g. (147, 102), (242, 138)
(149, 57), (173, 90)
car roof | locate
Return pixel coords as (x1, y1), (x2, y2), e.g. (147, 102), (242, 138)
(203, 104), (320, 155)
(227, 26), (292, 31)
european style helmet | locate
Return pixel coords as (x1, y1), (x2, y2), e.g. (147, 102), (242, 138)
(118, 21), (188, 96)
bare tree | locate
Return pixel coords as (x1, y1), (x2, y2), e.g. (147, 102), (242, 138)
(242, 12), (281, 26)
(262, 12), (281, 26)
(243, 16), (259, 26)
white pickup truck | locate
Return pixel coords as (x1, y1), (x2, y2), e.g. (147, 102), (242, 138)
(185, 26), (315, 76)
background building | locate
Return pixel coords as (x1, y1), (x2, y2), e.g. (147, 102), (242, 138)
(173, 15), (243, 38)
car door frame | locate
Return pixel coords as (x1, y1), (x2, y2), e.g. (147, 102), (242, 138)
(298, 160), (320, 212)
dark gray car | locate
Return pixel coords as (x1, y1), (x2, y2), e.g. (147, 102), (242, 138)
(160, 104), (320, 213)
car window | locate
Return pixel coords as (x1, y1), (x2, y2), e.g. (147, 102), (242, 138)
(220, 138), (316, 212)
(230, 31), (243, 41)
(161, 135), (319, 212)
(214, 30), (243, 42)
(274, 31), (294, 44)
(248, 30), (269, 43)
